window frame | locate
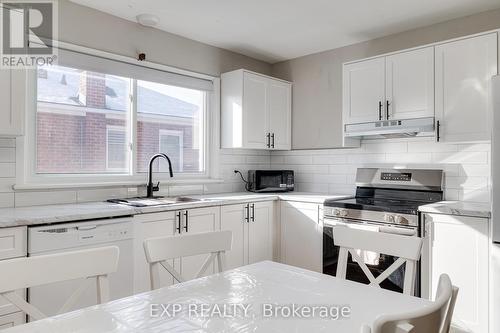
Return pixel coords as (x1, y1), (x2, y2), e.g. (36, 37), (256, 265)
(15, 41), (222, 189)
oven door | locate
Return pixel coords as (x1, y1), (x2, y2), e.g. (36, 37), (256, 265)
(323, 217), (419, 295)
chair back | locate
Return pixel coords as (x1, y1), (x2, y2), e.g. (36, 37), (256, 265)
(143, 230), (232, 289)
(365, 274), (458, 333)
(333, 226), (423, 295)
(0, 246), (119, 321)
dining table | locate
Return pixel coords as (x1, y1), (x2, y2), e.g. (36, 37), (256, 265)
(3, 261), (432, 332)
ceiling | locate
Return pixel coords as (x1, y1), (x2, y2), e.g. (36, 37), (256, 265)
(70, 0), (500, 63)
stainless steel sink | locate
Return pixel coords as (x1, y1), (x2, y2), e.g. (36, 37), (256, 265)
(106, 196), (206, 207)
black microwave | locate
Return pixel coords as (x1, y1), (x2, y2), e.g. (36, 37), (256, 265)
(247, 170), (294, 193)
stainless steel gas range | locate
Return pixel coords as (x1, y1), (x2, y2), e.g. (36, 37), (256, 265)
(323, 168), (444, 295)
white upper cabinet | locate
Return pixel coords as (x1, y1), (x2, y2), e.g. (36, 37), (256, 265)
(343, 57), (385, 124)
(0, 68), (24, 137)
(343, 47), (435, 125)
(386, 47), (434, 120)
(268, 79), (291, 150)
(221, 69), (292, 150)
(435, 33), (498, 143)
(242, 72), (269, 149)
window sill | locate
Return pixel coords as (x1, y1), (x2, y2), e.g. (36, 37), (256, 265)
(13, 178), (225, 191)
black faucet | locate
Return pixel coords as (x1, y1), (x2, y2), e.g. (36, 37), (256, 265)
(146, 153), (174, 198)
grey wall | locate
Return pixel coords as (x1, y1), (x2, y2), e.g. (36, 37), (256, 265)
(58, 0), (272, 77)
(272, 9), (500, 150)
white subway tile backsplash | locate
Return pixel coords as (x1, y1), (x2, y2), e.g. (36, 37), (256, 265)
(271, 140), (491, 204)
(77, 188), (129, 203)
(362, 142), (407, 153)
(0, 139), (15, 148)
(385, 153), (432, 164)
(0, 148), (15, 163)
(285, 155), (313, 165)
(0, 193), (14, 208)
(15, 190), (77, 207)
(347, 154), (386, 164)
(432, 151), (488, 165)
(0, 163), (15, 178)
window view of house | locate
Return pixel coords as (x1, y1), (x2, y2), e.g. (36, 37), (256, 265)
(36, 65), (206, 175)
(136, 80), (205, 174)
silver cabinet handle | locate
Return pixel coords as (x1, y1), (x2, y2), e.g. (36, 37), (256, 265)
(386, 100), (390, 120)
(251, 203), (255, 222)
(271, 133), (275, 148)
(266, 133), (271, 148)
(183, 210), (188, 232)
(245, 204), (250, 223)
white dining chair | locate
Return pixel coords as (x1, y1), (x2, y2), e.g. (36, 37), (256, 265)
(333, 226), (423, 295)
(143, 230), (233, 289)
(0, 246), (119, 321)
(362, 274), (459, 333)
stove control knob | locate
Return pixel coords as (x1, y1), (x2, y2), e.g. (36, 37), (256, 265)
(384, 214), (395, 222)
(394, 215), (408, 224)
(340, 209), (348, 217)
(332, 209), (340, 216)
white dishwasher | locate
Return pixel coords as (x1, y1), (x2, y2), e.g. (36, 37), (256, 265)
(27, 217), (134, 318)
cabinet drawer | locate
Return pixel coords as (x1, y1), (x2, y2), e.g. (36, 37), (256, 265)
(0, 312), (25, 330)
(0, 227), (27, 260)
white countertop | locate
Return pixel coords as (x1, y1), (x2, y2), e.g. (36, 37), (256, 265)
(3, 261), (431, 333)
(418, 201), (491, 218)
(0, 192), (351, 228)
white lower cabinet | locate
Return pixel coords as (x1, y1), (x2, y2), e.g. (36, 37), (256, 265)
(133, 206), (220, 292)
(177, 207), (219, 281)
(421, 213), (489, 333)
(134, 211), (177, 293)
(0, 312), (25, 330)
(280, 201), (323, 272)
(220, 201), (274, 270)
(0, 227), (27, 329)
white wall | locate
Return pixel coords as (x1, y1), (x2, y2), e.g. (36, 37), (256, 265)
(270, 138), (491, 203)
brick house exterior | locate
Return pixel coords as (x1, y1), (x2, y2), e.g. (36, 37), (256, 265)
(36, 69), (201, 174)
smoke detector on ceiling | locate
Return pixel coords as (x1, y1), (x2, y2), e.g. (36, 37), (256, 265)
(136, 14), (159, 27)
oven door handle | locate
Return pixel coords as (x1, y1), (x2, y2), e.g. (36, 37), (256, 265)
(378, 226), (416, 236)
(324, 218), (416, 236)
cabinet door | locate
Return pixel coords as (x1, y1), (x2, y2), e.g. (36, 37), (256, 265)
(435, 33), (497, 142)
(248, 201), (274, 264)
(0, 68), (24, 136)
(179, 207), (219, 280)
(243, 72), (269, 149)
(280, 201), (323, 272)
(220, 204), (247, 270)
(343, 57), (385, 124)
(0, 312), (25, 330)
(424, 214), (489, 333)
(133, 212), (177, 293)
(386, 47), (434, 120)
(268, 79), (291, 150)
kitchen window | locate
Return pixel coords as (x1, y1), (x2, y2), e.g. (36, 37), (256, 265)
(20, 45), (217, 187)
(158, 130), (184, 172)
(106, 126), (128, 172)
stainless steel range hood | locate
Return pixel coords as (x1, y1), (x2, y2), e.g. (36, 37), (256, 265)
(344, 117), (435, 139)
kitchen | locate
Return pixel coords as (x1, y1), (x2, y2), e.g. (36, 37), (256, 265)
(0, 0), (499, 332)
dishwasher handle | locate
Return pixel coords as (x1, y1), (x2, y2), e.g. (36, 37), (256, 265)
(76, 225), (98, 231)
